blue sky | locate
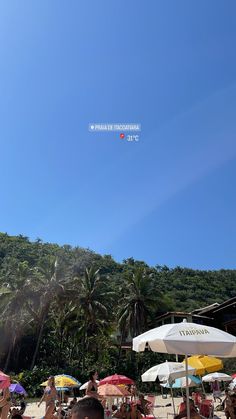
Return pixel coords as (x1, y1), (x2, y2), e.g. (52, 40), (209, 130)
(0, 1), (236, 270)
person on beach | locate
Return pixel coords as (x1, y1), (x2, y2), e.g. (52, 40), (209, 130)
(72, 397), (104, 419)
(137, 394), (152, 415)
(86, 371), (99, 399)
(130, 402), (142, 419)
(212, 380), (222, 403)
(112, 402), (131, 418)
(175, 398), (200, 419)
(38, 376), (60, 419)
(130, 385), (136, 401)
(18, 395), (26, 415)
(223, 390), (235, 419)
(191, 391), (202, 408)
(0, 386), (11, 419)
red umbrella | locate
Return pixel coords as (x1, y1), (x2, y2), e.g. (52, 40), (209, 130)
(99, 374), (134, 386)
(232, 373), (236, 379)
(0, 371), (10, 389)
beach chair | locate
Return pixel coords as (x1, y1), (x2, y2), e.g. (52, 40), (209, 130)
(199, 399), (214, 419)
(178, 401), (186, 414)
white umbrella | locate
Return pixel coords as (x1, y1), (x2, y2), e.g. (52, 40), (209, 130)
(202, 372), (232, 382)
(133, 319), (236, 419)
(80, 380), (99, 390)
(142, 361), (195, 414)
(142, 361), (195, 382)
(133, 321), (236, 357)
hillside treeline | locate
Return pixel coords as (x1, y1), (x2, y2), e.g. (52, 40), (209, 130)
(0, 233), (235, 383)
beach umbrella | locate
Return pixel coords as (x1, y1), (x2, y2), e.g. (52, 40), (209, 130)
(80, 380), (100, 390)
(99, 374), (134, 385)
(202, 372), (232, 382)
(41, 374), (81, 388)
(98, 383), (131, 397)
(133, 321), (236, 356)
(133, 319), (236, 419)
(9, 383), (27, 395)
(184, 355), (223, 375)
(0, 371), (10, 389)
(142, 361), (195, 415)
(142, 361), (194, 415)
(141, 361), (195, 382)
(161, 375), (201, 388)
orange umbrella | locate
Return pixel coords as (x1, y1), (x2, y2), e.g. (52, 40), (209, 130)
(98, 383), (131, 397)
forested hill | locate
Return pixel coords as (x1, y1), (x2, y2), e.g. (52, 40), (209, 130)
(0, 232), (235, 377)
(0, 233), (235, 311)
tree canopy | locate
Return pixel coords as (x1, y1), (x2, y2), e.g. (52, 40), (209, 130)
(0, 232), (235, 393)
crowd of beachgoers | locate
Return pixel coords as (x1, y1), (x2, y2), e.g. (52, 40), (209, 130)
(1, 369), (236, 419)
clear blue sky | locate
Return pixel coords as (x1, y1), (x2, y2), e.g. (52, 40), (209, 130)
(1, 1), (236, 270)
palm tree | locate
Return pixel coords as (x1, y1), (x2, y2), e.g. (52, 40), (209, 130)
(27, 257), (69, 370)
(50, 300), (78, 367)
(118, 268), (157, 338)
(0, 261), (34, 371)
(72, 266), (114, 370)
(116, 268), (157, 370)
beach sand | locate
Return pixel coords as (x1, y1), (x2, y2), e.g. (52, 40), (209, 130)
(24, 394), (226, 418)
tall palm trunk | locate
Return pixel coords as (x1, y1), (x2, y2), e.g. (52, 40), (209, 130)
(4, 334), (16, 372)
(30, 305), (49, 370)
(117, 327), (126, 369)
(4, 343), (12, 372)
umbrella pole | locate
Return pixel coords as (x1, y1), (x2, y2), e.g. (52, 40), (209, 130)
(170, 385), (176, 415)
(184, 355), (190, 419)
(200, 376), (206, 395)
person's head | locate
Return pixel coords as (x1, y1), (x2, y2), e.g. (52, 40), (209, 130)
(89, 370), (98, 381)
(11, 415), (23, 419)
(48, 376), (55, 387)
(183, 395), (186, 402)
(139, 394), (144, 400)
(72, 397), (104, 419)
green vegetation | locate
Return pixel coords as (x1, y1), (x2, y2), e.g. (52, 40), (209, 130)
(0, 233), (235, 395)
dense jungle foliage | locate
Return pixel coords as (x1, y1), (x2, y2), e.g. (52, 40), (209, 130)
(0, 233), (235, 395)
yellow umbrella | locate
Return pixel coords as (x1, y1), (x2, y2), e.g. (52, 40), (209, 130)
(40, 374), (81, 388)
(184, 355), (223, 376)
